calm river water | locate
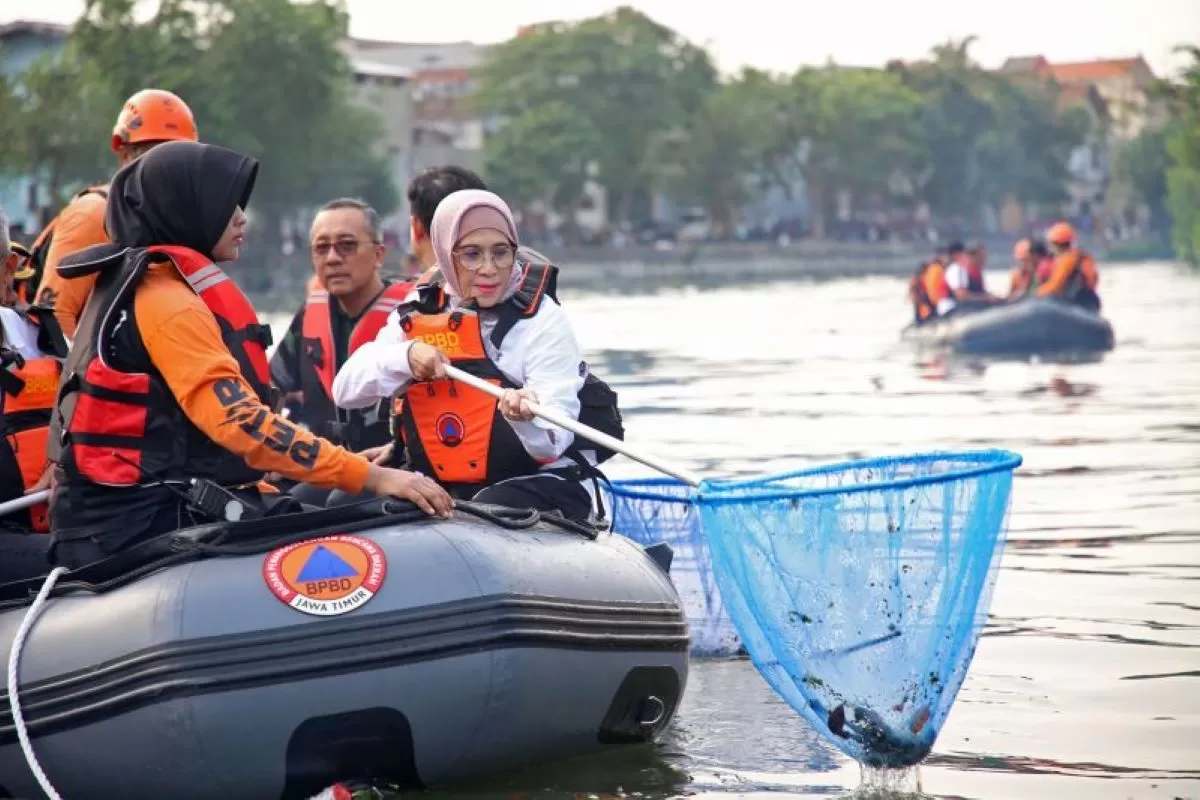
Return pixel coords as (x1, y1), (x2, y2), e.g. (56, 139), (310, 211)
(286, 259), (1199, 800)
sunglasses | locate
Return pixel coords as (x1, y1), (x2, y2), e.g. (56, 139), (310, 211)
(311, 238), (378, 258)
(453, 243), (516, 272)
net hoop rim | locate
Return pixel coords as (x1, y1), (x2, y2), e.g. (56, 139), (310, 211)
(605, 449), (1023, 505)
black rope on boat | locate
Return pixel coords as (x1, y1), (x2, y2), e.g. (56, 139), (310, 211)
(452, 500), (600, 540)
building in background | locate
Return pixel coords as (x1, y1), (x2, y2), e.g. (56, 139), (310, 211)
(1001, 54), (1163, 235)
(342, 39), (488, 177)
(1000, 55), (1114, 227)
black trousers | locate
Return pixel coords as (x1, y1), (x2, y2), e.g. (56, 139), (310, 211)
(325, 474), (593, 523)
(0, 531), (53, 584)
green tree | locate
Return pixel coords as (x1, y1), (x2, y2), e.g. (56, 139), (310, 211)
(790, 66), (927, 236)
(58, 0), (397, 289)
(2, 44), (117, 204)
(978, 76), (1091, 209)
(1114, 124), (1173, 233)
(888, 37), (1091, 225)
(651, 81), (756, 237)
(482, 102), (599, 240)
(1162, 46), (1200, 266)
(475, 6), (717, 226)
(888, 38), (998, 221)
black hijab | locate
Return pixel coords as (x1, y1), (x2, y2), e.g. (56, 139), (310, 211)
(105, 140), (258, 260)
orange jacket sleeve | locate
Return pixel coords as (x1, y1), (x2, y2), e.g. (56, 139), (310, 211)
(1037, 252), (1078, 297)
(35, 193), (108, 338)
(132, 266), (370, 493)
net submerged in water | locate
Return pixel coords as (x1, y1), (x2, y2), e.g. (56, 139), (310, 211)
(610, 449), (1021, 769)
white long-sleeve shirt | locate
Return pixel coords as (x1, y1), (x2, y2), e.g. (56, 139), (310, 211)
(938, 261), (970, 314)
(332, 295), (586, 470)
(0, 308), (45, 361)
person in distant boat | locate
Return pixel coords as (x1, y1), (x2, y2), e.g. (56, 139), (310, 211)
(942, 241), (1001, 315)
(333, 190), (616, 523)
(1032, 239), (1054, 285)
(908, 245), (949, 324)
(269, 198), (414, 459)
(1007, 239), (1036, 299)
(1036, 221), (1100, 311)
(46, 141), (452, 570)
(31, 89), (202, 338)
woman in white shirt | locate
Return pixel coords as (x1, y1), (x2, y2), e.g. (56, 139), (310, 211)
(332, 189), (594, 521)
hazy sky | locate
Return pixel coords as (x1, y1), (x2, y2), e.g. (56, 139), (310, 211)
(4, 0), (1199, 78)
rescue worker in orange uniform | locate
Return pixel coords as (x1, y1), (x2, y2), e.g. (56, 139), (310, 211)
(1037, 221), (1101, 311)
(333, 190), (622, 523)
(46, 141), (453, 569)
(909, 245), (952, 323)
(270, 199), (414, 457)
(31, 88), (200, 338)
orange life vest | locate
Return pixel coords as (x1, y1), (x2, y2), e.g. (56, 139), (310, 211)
(395, 306), (541, 491)
(1045, 249), (1099, 299)
(50, 244), (275, 491)
(0, 307), (68, 532)
(909, 261), (943, 322)
(392, 262), (623, 495)
(923, 262), (950, 307)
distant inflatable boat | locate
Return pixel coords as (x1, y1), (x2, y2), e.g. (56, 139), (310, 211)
(902, 298), (1115, 358)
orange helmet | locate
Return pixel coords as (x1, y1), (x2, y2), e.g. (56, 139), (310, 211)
(1047, 221), (1074, 246)
(111, 89), (198, 152)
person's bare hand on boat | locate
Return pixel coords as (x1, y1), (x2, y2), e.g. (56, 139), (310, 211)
(407, 342), (449, 381)
(365, 464), (453, 518)
(358, 442), (394, 465)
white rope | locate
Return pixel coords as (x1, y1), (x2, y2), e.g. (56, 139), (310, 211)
(6, 566), (68, 800)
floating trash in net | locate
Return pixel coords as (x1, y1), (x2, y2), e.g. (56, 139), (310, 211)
(606, 478), (742, 656)
(611, 449), (1021, 768)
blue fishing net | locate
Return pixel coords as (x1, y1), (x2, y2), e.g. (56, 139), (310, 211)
(605, 479), (742, 656)
(609, 449), (1021, 769)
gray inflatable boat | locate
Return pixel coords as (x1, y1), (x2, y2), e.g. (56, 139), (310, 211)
(902, 298), (1115, 358)
(0, 499), (688, 799)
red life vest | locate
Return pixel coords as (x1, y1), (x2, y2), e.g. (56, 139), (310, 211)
(299, 281), (412, 401)
(965, 262), (985, 294)
(50, 244), (274, 492)
(295, 280), (412, 451)
(0, 306), (69, 532)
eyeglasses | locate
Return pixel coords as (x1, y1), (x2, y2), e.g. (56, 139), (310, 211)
(311, 238), (377, 258)
(453, 244), (515, 272)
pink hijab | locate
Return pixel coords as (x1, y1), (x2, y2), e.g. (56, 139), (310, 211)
(431, 189), (521, 299)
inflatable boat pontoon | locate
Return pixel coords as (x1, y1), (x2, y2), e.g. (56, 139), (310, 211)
(0, 499), (688, 799)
